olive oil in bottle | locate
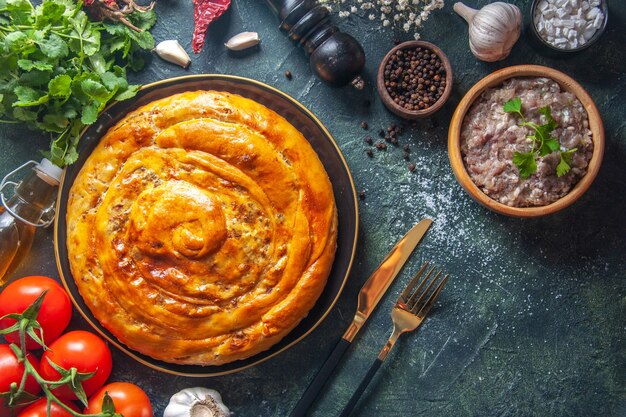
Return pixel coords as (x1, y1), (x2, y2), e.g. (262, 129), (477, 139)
(0, 159), (61, 286)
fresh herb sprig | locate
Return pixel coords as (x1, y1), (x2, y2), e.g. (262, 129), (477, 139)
(503, 97), (576, 179)
(0, 0), (156, 167)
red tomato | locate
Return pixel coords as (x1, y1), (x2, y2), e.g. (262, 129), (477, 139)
(0, 344), (41, 396)
(39, 331), (112, 400)
(17, 398), (79, 417)
(84, 382), (152, 417)
(0, 276), (72, 350)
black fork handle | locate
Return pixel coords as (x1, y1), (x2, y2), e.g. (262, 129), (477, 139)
(289, 338), (352, 417)
(338, 357), (384, 417)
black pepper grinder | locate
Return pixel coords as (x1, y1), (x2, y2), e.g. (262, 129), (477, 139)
(264, 0), (366, 88)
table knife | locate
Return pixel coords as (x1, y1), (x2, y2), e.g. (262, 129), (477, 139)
(288, 218), (432, 417)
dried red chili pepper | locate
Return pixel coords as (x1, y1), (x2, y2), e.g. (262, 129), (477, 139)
(193, 0), (231, 54)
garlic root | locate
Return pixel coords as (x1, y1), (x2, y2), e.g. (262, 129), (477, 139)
(454, 2), (521, 62)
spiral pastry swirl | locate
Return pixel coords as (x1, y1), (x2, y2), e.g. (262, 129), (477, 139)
(66, 91), (338, 365)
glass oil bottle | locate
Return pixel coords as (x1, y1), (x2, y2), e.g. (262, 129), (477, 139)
(0, 159), (62, 286)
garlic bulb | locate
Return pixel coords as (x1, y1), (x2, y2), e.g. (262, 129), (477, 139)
(163, 387), (230, 417)
(154, 40), (191, 68)
(454, 2), (521, 62)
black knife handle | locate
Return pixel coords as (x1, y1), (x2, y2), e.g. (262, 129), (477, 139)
(339, 357), (384, 417)
(289, 337), (351, 417)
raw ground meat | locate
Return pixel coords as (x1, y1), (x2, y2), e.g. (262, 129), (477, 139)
(460, 77), (593, 208)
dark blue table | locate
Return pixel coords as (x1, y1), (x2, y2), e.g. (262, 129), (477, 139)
(1, 1), (625, 416)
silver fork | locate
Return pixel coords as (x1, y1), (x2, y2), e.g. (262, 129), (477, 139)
(338, 262), (449, 417)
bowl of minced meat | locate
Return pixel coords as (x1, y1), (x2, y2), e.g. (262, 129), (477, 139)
(448, 65), (604, 217)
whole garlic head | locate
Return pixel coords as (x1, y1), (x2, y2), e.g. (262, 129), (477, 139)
(454, 2), (521, 62)
(163, 387), (230, 417)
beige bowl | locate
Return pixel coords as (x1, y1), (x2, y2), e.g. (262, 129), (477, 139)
(448, 65), (604, 218)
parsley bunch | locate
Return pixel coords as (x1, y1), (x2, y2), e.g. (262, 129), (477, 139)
(0, 0), (156, 167)
(503, 97), (577, 179)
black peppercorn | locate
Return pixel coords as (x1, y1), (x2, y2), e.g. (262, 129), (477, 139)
(383, 46), (447, 112)
(408, 163), (416, 172)
(360, 121), (369, 130)
(284, 70), (292, 80)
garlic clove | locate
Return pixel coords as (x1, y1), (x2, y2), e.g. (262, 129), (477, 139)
(154, 40), (191, 68)
(454, 2), (521, 62)
(225, 32), (260, 51)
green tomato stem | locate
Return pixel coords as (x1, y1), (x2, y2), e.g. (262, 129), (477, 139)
(21, 351), (115, 417)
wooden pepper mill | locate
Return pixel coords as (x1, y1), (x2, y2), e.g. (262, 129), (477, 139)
(265, 0), (366, 88)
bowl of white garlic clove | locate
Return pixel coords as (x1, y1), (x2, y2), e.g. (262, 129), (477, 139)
(530, 0), (608, 53)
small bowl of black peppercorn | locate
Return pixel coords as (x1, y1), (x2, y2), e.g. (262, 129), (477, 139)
(377, 41), (453, 119)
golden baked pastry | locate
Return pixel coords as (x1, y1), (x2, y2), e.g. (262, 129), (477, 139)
(66, 90), (338, 366)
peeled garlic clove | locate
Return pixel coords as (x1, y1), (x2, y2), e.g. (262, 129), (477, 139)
(154, 40), (191, 68)
(225, 32), (260, 51)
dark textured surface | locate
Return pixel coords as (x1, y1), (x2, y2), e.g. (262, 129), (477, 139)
(1, 1), (625, 416)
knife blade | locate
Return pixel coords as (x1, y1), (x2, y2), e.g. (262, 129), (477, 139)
(289, 218), (432, 417)
(341, 217), (432, 342)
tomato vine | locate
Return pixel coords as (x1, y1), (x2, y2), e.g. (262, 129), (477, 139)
(0, 292), (122, 417)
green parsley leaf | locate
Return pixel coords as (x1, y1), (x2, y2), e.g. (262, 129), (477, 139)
(5, 32), (32, 53)
(34, 0), (66, 28)
(48, 74), (72, 98)
(556, 148), (577, 177)
(37, 33), (69, 59)
(12, 107), (38, 122)
(556, 156), (570, 177)
(538, 106), (558, 128)
(13, 85), (48, 107)
(539, 137), (560, 157)
(99, 71), (127, 93)
(18, 69), (51, 87)
(513, 151), (537, 179)
(503, 97), (523, 118)
(114, 84), (140, 101)
(17, 59), (53, 72)
(80, 79), (110, 102)
(6, 0), (33, 26)
(68, 11), (101, 57)
(80, 103), (99, 125)
(128, 9), (157, 31)
(40, 113), (69, 132)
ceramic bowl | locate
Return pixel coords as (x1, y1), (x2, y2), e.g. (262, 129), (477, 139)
(377, 40), (453, 119)
(448, 65), (604, 218)
(529, 0), (608, 54)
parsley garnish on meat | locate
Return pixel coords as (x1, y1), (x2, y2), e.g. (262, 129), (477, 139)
(503, 97), (576, 179)
(0, 0), (156, 167)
